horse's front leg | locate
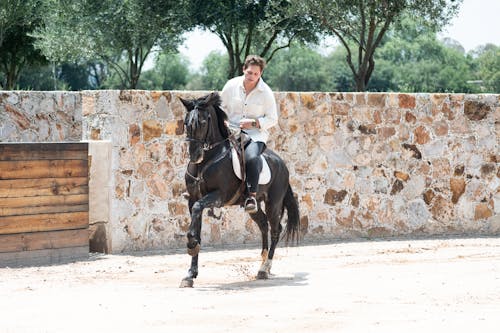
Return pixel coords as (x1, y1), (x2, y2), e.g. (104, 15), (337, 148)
(181, 191), (222, 288)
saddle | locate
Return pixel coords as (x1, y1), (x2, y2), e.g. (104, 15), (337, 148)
(228, 127), (271, 185)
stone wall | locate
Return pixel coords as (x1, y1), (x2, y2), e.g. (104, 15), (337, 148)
(1, 90), (498, 253)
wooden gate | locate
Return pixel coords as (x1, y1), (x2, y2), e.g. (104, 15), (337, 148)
(0, 143), (89, 267)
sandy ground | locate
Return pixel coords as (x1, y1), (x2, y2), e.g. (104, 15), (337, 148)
(1, 237), (499, 333)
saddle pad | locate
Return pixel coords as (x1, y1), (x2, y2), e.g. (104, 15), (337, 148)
(231, 148), (271, 185)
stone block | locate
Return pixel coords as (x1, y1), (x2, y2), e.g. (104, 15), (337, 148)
(394, 171), (410, 181)
(414, 126), (431, 144)
(332, 102), (350, 115)
(82, 94), (96, 116)
(378, 127), (396, 139)
(450, 178), (466, 204)
(300, 93), (316, 109)
(474, 203), (493, 220)
(423, 189), (435, 205)
(431, 195), (454, 222)
(143, 119), (163, 141)
(367, 93), (386, 107)
(324, 189), (348, 206)
(398, 94), (416, 109)
(88, 140), (112, 253)
(4, 104), (30, 129)
(464, 100), (492, 121)
(129, 124), (141, 146)
(390, 180), (404, 195)
(433, 120), (448, 136)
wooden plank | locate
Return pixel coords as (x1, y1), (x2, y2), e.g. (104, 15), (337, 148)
(0, 143), (88, 161)
(0, 211), (88, 234)
(0, 159), (88, 180)
(0, 193), (88, 209)
(0, 229), (89, 253)
(0, 204), (88, 217)
(0, 177), (88, 198)
(0, 246), (89, 268)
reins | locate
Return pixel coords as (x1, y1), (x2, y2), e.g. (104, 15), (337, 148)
(225, 132), (246, 206)
(185, 132), (246, 206)
(184, 102), (247, 206)
(184, 137), (229, 152)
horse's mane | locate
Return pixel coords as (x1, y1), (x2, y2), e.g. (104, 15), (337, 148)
(202, 92), (229, 139)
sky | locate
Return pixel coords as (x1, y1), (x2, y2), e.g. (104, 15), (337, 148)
(178, 0), (500, 70)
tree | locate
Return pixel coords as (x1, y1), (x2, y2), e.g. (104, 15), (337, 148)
(0, 15), (47, 89)
(373, 16), (474, 93)
(197, 51), (230, 90)
(0, 0), (39, 49)
(264, 44), (331, 91)
(139, 52), (192, 90)
(0, 0), (46, 89)
(34, 0), (191, 89)
(14, 60), (107, 90)
(188, 0), (319, 79)
(295, 0), (462, 91)
(471, 44), (500, 93)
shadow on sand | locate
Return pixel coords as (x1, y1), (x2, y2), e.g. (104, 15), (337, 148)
(201, 272), (309, 291)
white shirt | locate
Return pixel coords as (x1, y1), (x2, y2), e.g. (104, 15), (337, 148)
(221, 75), (278, 143)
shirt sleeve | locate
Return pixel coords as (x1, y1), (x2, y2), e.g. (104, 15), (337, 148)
(257, 90), (278, 131)
(220, 81), (231, 112)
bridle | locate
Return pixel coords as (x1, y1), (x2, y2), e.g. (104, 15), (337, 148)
(183, 104), (246, 206)
(185, 106), (229, 158)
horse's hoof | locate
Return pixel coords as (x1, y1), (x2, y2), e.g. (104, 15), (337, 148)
(257, 270), (269, 280)
(187, 243), (200, 257)
(180, 278), (194, 288)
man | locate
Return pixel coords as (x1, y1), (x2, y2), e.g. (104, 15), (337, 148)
(221, 55), (278, 213)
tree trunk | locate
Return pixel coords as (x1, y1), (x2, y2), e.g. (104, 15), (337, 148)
(354, 74), (366, 92)
(6, 61), (20, 90)
(129, 50), (139, 89)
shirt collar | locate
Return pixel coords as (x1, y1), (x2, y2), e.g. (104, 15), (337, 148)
(238, 75), (265, 92)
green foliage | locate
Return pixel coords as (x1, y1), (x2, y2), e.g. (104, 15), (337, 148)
(16, 61), (104, 90)
(34, 0), (191, 88)
(372, 17), (476, 93)
(0, 0), (40, 48)
(188, 0), (320, 79)
(16, 64), (68, 90)
(0, 0), (46, 89)
(264, 44), (331, 91)
(471, 44), (500, 93)
(1, 0), (497, 94)
(198, 51), (230, 91)
(184, 51), (229, 91)
(294, 0), (463, 91)
(138, 52), (192, 90)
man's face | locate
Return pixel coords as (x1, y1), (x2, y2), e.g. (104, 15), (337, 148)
(243, 65), (262, 84)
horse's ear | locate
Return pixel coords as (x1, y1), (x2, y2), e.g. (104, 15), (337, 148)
(179, 97), (194, 111)
(205, 92), (220, 106)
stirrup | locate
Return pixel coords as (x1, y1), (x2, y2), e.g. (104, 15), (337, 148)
(244, 196), (258, 213)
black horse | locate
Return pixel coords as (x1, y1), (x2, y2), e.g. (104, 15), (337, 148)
(179, 92), (300, 288)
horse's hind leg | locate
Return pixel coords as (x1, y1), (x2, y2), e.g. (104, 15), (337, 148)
(250, 209), (270, 275)
(257, 210), (282, 279)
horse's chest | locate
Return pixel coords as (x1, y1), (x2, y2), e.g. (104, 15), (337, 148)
(187, 158), (231, 196)
(201, 160), (230, 188)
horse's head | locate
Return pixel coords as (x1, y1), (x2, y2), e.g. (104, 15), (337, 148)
(179, 92), (229, 164)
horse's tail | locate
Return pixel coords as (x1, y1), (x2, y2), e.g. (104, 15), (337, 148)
(283, 184), (300, 245)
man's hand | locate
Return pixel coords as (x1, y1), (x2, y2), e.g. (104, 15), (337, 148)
(239, 118), (258, 129)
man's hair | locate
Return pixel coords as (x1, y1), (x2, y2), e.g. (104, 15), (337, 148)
(243, 55), (266, 72)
